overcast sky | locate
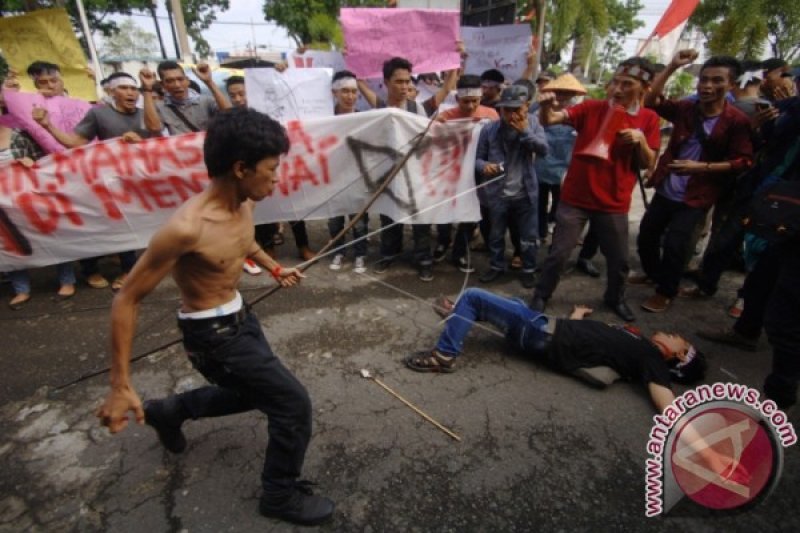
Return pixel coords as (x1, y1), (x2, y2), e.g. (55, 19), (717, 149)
(106, 0), (675, 59)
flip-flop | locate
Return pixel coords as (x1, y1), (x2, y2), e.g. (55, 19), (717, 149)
(9, 294), (31, 310)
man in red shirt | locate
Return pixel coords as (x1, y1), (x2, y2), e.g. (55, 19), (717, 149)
(530, 58), (661, 321)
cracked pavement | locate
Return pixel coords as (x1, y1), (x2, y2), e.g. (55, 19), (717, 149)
(1, 206), (798, 532)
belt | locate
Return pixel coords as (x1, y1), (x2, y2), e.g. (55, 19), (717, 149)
(178, 306), (248, 333)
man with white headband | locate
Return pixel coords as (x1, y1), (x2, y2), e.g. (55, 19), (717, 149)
(32, 71), (153, 291)
(479, 68), (505, 109)
(531, 57), (661, 322)
(435, 74), (499, 273)
(327, 70), (369, 273)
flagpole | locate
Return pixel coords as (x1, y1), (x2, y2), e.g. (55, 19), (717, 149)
(74, 0), (103, 99)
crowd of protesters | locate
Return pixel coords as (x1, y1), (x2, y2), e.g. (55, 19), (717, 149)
(2, 44), (799, 431)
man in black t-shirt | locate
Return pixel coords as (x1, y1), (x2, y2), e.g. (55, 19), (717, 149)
(405, 288), (707, 413)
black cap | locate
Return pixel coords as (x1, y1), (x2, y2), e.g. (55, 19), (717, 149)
(761, 58), (788, 73)
(495, 85), (529, 108)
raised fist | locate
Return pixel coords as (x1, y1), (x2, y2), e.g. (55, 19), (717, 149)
(139, 68), (156, 89)
(672, 49), (699, 68)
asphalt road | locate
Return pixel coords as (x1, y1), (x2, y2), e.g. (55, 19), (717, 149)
(1, 199), (798, 532)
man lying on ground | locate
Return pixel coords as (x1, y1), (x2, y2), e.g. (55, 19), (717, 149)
(406, 288), (706, 413)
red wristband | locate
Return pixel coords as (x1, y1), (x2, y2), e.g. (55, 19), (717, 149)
(270, 265), (282, 280)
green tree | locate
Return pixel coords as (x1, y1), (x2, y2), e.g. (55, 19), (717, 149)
(262, 0), (384, 48)
(99, 18), (158, 57)
(522, 0), (642, 73)
(690, 0), (800, 61)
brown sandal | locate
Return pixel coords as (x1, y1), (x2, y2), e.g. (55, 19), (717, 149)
(404, 350), (456, 373)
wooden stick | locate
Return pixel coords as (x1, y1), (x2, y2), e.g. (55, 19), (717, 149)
(370, 377), (462, 442)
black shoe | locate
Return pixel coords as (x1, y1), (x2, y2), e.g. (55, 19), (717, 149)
(479, 268), (503, 283)
(373, 257), (393, 274)
(520, 271), (536, 289)
(418, 264), (434, 282)
(529, 294), (547, 312)
(143, 399), (187, 454)
(432, 244), (448, 263)
(576, 258), (601, 278)
(260, 482), (335, 526)
(453, 256), (475, 273)
(606, 300), (635, 322)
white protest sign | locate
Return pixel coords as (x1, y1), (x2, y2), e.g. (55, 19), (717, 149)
(287, 50), (347, 72)
(462, 24), (532, 81)
(245, 68), (334, 121)
(0, 109), (483, 269)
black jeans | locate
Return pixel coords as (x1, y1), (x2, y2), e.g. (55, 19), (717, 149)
(637, 193), (708, 298)
(176, 311), (312, 492)
(735, 245), (784, 339)
(538, 182), (560, 239)
(378, 214), (432, 265)
(81, 251), (138, 276)
(255, 221), (309, 249)
(764, 243), (800, 409)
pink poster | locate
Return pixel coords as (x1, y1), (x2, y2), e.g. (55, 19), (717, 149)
(340, 8), (461, 79)
(1, 89), (92, 153)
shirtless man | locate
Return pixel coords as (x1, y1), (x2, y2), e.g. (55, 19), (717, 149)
(95, 107), (334, 526)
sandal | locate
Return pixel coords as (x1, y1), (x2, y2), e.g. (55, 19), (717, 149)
(510, 256), (523, 270)
(87, 273), (109, 289)
(432, 295), (455, 320)
(111, 274), (128, 292)
(404, 350), (456, 373)
(9, 293), (31, 310)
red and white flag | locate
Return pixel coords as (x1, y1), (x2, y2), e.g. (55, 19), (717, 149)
(638, 0), (700, 63)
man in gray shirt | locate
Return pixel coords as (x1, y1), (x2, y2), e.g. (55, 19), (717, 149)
(32, 71), (154, 291)
(141, 60), (231, 135)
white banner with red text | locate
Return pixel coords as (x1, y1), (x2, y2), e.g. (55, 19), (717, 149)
(0, 108), (483, 269)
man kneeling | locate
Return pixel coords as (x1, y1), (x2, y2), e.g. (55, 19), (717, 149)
(407, 288), (706, 413)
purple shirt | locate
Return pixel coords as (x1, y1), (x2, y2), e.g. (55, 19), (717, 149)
(660, 115), (720, 202)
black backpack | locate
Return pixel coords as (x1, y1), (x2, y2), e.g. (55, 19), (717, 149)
(743, 180), (800, 244)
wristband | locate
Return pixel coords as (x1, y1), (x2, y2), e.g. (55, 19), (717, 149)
(270, 265), (282, 280)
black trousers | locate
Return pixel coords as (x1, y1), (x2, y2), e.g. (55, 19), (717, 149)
(637, 193), (708, 298)
(176, 311), (312, 492)
(764, 243), (800, 409)
(255, 221), (309, 249)
(734, 245), (784, 339)
(379, 214), (432, 265)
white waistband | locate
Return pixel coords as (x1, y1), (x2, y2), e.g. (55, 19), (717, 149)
(178, 291), (243, 319)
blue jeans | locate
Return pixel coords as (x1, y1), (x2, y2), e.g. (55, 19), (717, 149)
(9, 263), (76, 294)
(488, 195), (538, 272)
(327, 214), (368, 257)
(176, 311), (312, 492)
(436, 288), (551, 356)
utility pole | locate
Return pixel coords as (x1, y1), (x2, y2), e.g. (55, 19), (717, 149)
(531, 0), (546, 81)
(169, 0), (192, 62)
(149, 2), (167, 59)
